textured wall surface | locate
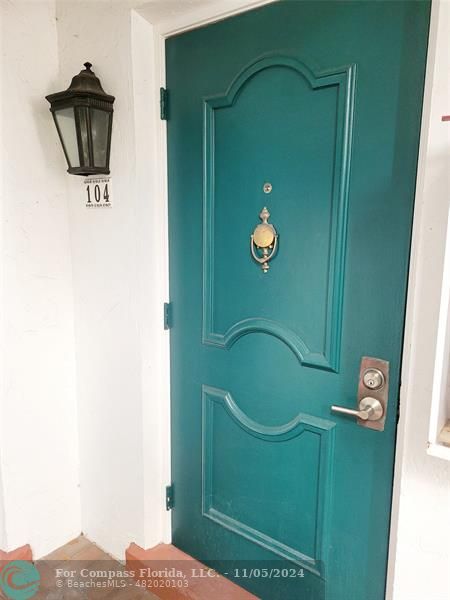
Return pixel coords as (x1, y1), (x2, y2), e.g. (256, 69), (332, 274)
(55, 1), (169, 558)
(0, 0), (81, 558)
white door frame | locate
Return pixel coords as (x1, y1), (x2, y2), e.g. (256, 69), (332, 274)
(136, 1), (443, 598)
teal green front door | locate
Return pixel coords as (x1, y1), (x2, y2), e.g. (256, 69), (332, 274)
(166, 2), (430, 599)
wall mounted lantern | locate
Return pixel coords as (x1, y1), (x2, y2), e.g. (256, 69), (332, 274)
(46, 62), (115, 176)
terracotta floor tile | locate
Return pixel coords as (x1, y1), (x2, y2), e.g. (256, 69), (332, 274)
(71, 544), (112, 562)
(102, 583), (157, 600)
(41, 547), (73, 561)
(34, 538), (158, 599)
(42, 536), (92, 561)
(127, 543), (259, 599)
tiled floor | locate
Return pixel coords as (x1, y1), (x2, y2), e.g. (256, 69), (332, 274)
(14, 536), (159, 599)
(1, 537), (259, 599)
(126, 543), (258, 600)
(41, 535), (112, 562)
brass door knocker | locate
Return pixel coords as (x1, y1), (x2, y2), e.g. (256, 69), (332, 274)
(250, 207), (278, 273)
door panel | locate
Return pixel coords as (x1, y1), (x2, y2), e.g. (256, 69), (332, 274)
(166, 2), (430, 599)
(202, 384), (334, 575)
(204, 56), (354, 371)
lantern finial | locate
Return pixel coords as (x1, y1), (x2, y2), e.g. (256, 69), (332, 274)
(83, 62), (93, 71)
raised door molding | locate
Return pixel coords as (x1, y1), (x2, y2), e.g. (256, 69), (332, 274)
(202, 55), (356, 372)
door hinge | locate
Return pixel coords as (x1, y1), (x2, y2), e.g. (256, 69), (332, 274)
(160, 87), (169, 120)
(166, 484), (174, 511)
(164, 302), (172, 330)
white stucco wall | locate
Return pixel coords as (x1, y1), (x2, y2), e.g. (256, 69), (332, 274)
(0, 0), (6, 553)
(0, 0), (81, 557)
(55, 1), (169, 559)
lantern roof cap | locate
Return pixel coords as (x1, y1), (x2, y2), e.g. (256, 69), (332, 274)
(46, 62), (115, 105)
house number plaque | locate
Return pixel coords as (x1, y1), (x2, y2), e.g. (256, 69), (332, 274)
(84, 177), (113, 209)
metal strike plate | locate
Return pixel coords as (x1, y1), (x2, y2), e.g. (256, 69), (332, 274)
(357, 357), (389, 431)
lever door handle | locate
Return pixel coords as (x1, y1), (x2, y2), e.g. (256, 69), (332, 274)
(331, 397), (384, 421)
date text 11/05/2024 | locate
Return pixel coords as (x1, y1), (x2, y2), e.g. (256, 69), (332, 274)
(56, 567), (305, 580)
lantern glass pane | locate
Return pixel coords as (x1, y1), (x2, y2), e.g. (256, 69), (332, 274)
(91, 109), (110, 168)
(77, 107), (90, 167)
(54, 108), (79, 168)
